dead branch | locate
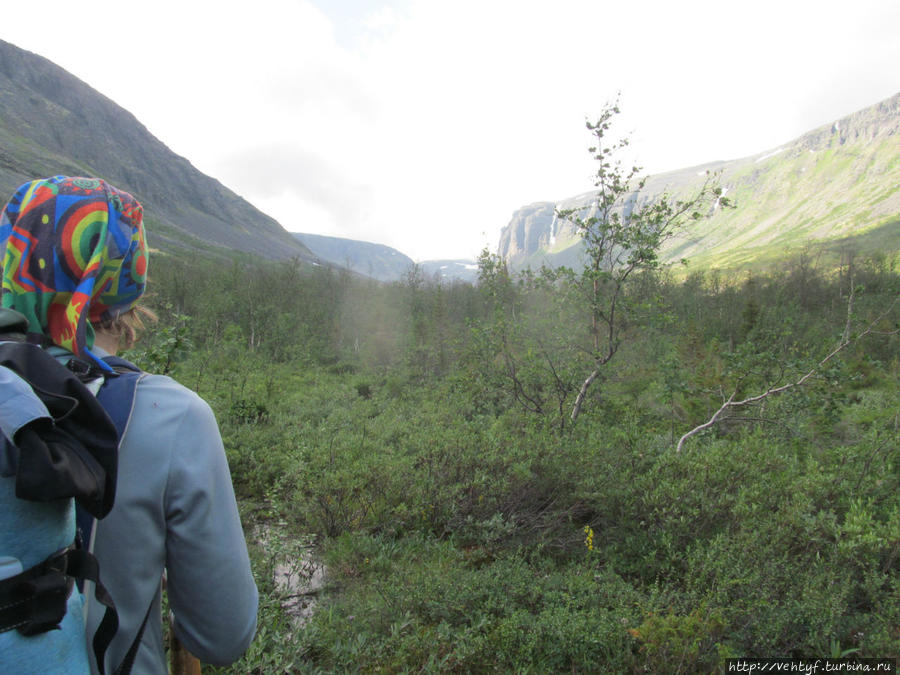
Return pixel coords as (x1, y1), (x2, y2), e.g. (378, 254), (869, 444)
(676, 283), (898, 453)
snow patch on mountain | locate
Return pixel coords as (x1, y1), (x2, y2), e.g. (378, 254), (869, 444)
(755, 147), (786, 163)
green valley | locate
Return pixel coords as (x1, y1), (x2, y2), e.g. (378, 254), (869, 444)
(1, 37), (898, 673)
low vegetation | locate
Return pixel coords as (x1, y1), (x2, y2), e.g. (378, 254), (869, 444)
(131, 244), (898, 673)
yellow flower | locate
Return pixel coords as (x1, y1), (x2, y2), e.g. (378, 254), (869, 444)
(583, 526), (594, 551)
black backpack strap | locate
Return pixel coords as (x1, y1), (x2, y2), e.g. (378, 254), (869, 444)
(0, 545), (77, 637)
(0, 543), (120, 674)
(100, 355), (142, 374)
(114, 599), (154, 675)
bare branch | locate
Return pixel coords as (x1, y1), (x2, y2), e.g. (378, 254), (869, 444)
(675, 391), (736, 452)
(842, 266), (856, 344)
(676, 290), (899, 453)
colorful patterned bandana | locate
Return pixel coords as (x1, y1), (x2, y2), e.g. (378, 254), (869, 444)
(0, 176), (148, 365)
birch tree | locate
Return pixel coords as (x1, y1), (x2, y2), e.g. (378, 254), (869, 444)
(561, 100), (726, 422)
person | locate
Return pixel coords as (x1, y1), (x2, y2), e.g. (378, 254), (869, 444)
(0, 175), (258, 673)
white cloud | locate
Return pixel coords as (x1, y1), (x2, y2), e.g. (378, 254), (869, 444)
(362, 6), (399, 31)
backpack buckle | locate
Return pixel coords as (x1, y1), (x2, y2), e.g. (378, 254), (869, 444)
(41, 547), (71, 576)
(66, 357), (94, 378)
(15, 572), (74, 636)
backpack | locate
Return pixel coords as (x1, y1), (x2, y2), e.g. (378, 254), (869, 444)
(0, 307), (143, 675)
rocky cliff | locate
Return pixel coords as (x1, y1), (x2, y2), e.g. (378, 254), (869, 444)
(496, 202), (557, 266)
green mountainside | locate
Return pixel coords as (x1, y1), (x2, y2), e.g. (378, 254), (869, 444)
(0, 39), (314, 262)
(499, 93), (900, 273)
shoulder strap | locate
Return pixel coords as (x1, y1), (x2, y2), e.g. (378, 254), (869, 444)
(100, 356), (142, 373)
(95, 356), (143, 439)
(80, 356), (149, 675)
(76, 357), (143, 555)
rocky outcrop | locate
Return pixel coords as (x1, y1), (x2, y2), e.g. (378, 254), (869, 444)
(496, 202), (557, 267)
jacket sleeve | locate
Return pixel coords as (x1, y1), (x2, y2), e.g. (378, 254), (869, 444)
(162, 390), (258, 666)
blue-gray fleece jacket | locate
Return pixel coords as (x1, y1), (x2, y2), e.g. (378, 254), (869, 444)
(85, 354), (258, 674)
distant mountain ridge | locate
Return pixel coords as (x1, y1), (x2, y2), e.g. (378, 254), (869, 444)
(419, 259), (479, 284)
(293, 232), (478, 283)
(0, 39), (314, 261)
(498, 93), (900, 271)
(293, 233), (415, 282)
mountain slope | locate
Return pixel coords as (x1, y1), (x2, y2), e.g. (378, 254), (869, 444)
(293, 232), (479, 283)
(293, 233), (415, 282)
(0, 39), (314, 261)
(498, 93), (900, 272)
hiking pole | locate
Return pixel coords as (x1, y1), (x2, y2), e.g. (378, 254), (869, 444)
(168, 621), (202, 675)
(163, 571), (202, 675)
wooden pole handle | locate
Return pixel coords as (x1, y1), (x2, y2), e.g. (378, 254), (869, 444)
(168, 611), (203, 675)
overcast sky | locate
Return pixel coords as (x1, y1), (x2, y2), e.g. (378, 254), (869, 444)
(3, 0), (899, 260)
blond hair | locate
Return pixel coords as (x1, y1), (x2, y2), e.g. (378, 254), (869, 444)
(92, 305), (158, 351)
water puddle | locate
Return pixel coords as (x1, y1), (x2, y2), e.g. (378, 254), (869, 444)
(275, 547), (325, 625)
(255, 523), (326, 627)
